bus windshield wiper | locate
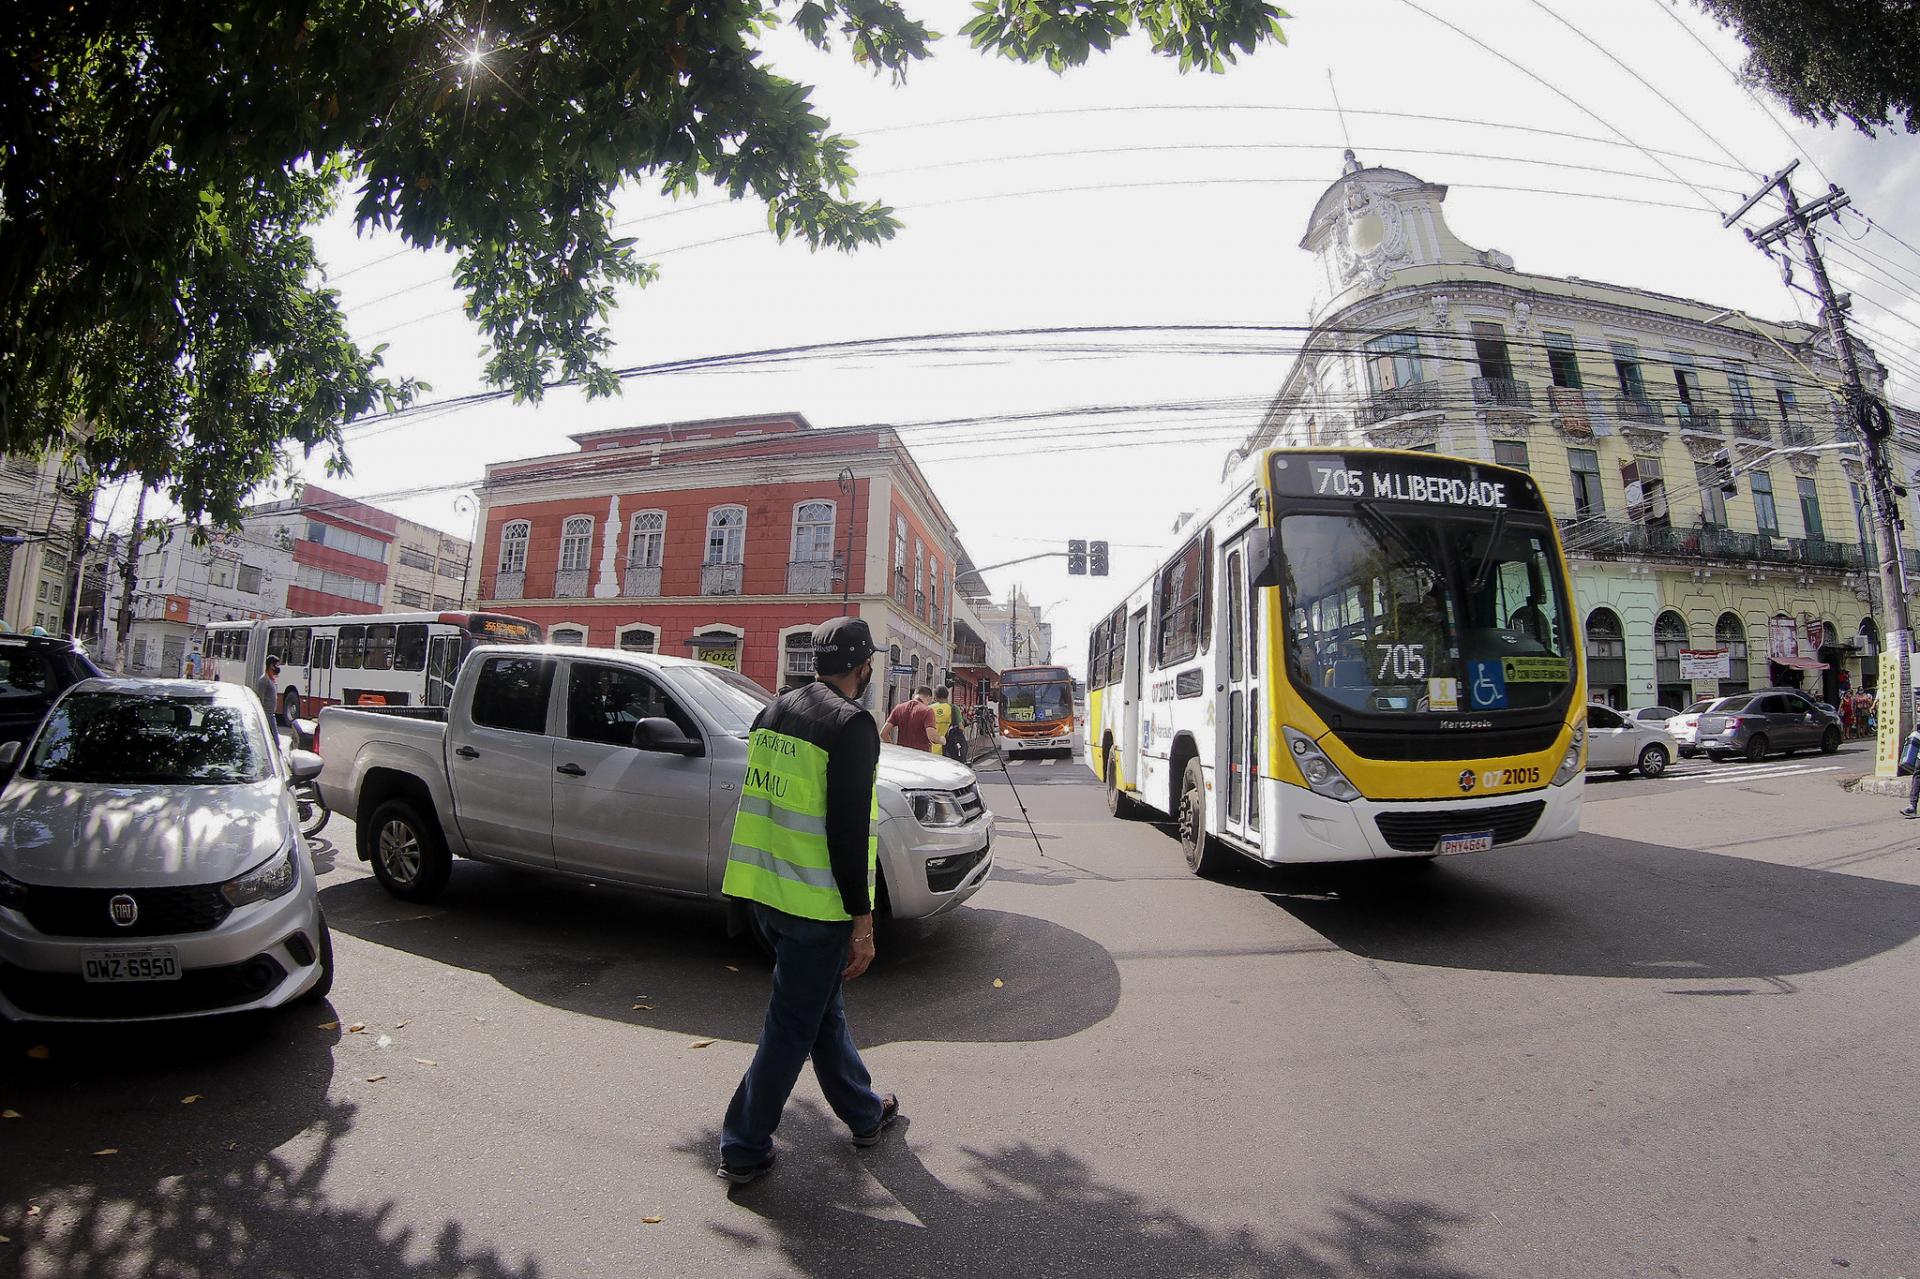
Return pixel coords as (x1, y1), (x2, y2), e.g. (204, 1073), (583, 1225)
(1470, 508), (1510, 594)
(1353, 501), (1435, 570)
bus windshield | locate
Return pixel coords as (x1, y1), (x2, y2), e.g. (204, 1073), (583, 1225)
(1002, 680), (1073, 724)
(1279, 508), (1573, 716)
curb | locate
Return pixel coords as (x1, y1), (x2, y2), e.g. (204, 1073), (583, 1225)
(1844, 774), (1908, 798)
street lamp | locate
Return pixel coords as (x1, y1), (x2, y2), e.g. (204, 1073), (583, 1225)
(452, 494), (477, 606)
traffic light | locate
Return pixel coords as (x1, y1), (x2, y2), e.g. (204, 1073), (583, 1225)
(1067, 539), (1087, 575)
(1089, 540), (1109, 576)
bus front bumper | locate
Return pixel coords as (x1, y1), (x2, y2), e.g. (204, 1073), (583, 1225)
(1265, 777), (1582, 863)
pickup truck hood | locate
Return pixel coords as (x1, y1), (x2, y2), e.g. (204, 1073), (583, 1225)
(0, 779), (290, 888)
(876, 745), (975, 790)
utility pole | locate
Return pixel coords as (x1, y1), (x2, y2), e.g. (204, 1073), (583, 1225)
(114, 484), (148, 670)
(1727, 161), (1913, 772)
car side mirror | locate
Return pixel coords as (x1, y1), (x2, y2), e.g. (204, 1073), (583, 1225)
(286, 749), (324, 783)
(632, 717), (704, 757)
(0, 741), (19, 771)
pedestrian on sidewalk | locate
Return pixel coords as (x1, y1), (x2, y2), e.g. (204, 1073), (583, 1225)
(1902, 725), (1920, 818)
(882, 685), (935, 752)
(717, 616), (900, 1186)
(256, 656), (287, 728)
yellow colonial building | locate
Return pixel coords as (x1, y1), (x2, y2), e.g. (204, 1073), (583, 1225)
(1246, 152), (1919, 712)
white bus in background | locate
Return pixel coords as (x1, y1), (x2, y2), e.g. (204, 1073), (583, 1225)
(201, 610), (544, 719)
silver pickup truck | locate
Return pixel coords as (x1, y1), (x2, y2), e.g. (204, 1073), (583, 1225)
(314, 644), (994, 920)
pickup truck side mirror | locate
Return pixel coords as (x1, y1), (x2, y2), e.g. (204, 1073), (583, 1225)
(286, 749), (324, 783)
(632, 717), (703, 757)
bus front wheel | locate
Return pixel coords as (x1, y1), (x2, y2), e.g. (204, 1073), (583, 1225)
(1178, 757), (1229, 878)
(1105, 752), (1139, 820)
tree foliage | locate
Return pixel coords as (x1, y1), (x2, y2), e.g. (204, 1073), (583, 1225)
(0, 0), (1288, 523)
(1694, 0), (1920, 135)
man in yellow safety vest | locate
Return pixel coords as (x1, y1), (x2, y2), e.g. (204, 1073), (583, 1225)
(717, 616), (900, 1185)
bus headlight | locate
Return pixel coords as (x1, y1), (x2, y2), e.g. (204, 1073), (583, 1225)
(1551, 722), (1587, 786)
(1282, 727), (1361, 803)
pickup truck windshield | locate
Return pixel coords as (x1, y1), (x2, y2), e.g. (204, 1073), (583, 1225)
(671, 664), (773, 734)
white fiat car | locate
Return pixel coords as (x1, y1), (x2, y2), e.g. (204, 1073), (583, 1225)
(0, 680), (333, 1022)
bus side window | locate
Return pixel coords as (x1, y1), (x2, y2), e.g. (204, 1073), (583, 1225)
(267, 628), (289, 661)
(288, 627), (312, 666)
(395, 623), (428, 672)
(364, 624), (396, 672)
(337, 626), (365, 670)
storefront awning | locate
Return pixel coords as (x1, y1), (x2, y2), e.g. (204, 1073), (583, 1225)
(1770, 655), (1828, 671)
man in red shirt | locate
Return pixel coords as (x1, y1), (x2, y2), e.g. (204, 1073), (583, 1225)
(883, 686), (936, 752)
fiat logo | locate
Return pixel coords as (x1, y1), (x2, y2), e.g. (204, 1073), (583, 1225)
(1457, 769), (1477, 794)
(108, 894), (139, 927)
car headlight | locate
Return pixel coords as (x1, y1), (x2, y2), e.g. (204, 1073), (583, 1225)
(905, 790), (969, 827)
(1282, 726), (1361, 802)
(0, 868), (30, 910)
(221, 846), (298, 908)
(1552, 721), (1587, 786)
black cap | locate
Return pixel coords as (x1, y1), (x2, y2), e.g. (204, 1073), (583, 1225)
(813, 617), (877, 676)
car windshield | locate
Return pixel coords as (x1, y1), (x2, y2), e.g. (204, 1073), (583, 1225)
(1684, 699), (1715, 714)
(670, 664), (773, 735)
(24, 690), (271, 784)
(1711, 695), (1756, 714)
(1280, 509), (1574, 716)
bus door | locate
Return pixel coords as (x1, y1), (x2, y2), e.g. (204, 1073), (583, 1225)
(425, 633), (461, 708)
(1221, 532), (1263, 846)
(309, 636), (335, 706)
(1120, 609), (1148, 791)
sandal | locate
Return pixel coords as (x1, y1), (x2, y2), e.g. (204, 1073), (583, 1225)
(852, 1095), (900, 1148)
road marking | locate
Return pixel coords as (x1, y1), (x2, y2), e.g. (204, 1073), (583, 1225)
(1698, 766), (1840, 785)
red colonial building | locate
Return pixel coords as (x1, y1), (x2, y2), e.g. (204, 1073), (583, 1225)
(471, 413), (972, 707)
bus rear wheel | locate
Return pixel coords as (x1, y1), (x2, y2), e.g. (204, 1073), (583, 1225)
(1105, 751), (1139, 819)
(1178, 757), (1229, 878)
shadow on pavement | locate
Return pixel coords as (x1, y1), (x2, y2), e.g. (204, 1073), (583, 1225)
(1255, 834), (1920, 979)
(0, 1008), (536, 1279)
(688, 1102), (1484, 1279)
(320, 866), (1120, 1047)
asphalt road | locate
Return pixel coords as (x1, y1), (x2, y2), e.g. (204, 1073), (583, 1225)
(6, 747), (1920, 1278)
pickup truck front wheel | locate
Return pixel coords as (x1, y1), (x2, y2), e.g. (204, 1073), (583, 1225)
(364, 799), (452, 902)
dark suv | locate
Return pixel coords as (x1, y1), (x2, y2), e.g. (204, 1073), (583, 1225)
(0, 633), (105, 755)
(1697, 687), (1843, 762)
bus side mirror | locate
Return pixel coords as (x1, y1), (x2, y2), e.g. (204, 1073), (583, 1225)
(1247, 532), (1281, 590)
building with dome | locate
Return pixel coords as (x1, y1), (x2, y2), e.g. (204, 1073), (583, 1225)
(1243, 151), (1920, 711)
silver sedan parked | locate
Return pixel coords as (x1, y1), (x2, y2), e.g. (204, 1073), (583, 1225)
(1585, 703), (1676, 778)
(0, 679), (332, 1022)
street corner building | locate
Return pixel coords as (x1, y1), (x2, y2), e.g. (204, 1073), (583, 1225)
(465, 412), (1011, 714)
(1244, 150), (1920, 710)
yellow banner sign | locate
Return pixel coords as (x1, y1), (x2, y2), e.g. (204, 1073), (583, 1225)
(700, 647), (739, 671)
(1501, 656), (1569, 684)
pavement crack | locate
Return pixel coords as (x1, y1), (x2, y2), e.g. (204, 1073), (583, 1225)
(1363, 957), (1428, 1027)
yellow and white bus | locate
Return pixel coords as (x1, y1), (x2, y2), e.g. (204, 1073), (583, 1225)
(1086, 447), (1584, 874)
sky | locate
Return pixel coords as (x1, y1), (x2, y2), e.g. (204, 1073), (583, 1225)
(158, 0), (1920, 677)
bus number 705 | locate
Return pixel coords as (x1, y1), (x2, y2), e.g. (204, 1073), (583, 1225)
(1376, 643), (1427, 681)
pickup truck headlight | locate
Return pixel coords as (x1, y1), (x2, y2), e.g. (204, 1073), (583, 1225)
(221, 846), (298, 908)
(0, 868), (30, 910)
(1282, 727), (1361, 802)
(1551, 721), (1587, 786)
(905, 790), (969, 828)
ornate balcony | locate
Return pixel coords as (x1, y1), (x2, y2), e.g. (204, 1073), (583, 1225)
(1359, 381), (1444, 425)
(1730, 410), (1768, 441)
(1547, 386), (1595, 440)
(624, 564), (661, 597)
(787, 559), (834, 594)
(1778, 414), (1816, 447)
(1471, 377), (1533, 409)
(493, 570), (525, 601)
(554, 569), (588, 598)
(701, 561), (744, 596)
(1614, 394), (1665, 426)
(1675, 405), (1721, 434)
(1560, 517), (1866, 571)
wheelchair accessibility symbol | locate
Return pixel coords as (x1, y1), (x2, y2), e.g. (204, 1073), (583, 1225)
(1466, 660), (1508, 710)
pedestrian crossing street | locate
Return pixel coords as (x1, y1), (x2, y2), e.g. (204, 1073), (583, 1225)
(1655, 757), (1845, 786)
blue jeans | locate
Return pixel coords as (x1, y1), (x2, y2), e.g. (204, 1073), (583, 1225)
(720, 903), (884, 1167)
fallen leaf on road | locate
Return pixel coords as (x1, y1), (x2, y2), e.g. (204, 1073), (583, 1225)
(365, 1075), (387, 1083)
(25, 1205), (40, 1217)
(474, 1016), (487, 1023)
(2, 1109), (20, 1120)
(634, 994), (650, 1000)
(413, 1058), (437, 1067)
(346, 1023), (366, 1033)
(222, 1141), (239, 1152)
(725, 965), (739, 972)
(317, 1021), (339, 1031)
(393, 1020), (409, 1029)
(631, 1003), (653, 1011)
(689, 1039), (716, 1050)
(992, 978), (1005, 988)
(92, 1148), (118, 1157)
(0, 1234), (10, 1243)
(641, 1215), (664, 1225)
(25, 1045), (48, 1059)
(180, 1095), (202, 1105)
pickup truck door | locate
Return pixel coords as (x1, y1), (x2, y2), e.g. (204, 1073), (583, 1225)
(549, 659), (712, 893)
(445, 653), (557, 867)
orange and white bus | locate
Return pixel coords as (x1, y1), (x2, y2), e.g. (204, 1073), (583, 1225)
(201, 610), (543, 718)
(997, 664), (1077, 757)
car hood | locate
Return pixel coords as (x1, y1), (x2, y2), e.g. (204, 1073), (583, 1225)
(876, 745), (976, 791)
(0, 779), (290, 888)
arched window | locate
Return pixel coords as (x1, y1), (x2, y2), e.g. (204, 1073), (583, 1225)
(705, 505), (746, 565)
(1654, 611), (1690, 710)
(1716, 613), (1749, 696)
(791, 501), (835, 563)
(783, 630), (816, 686)
(1586, 608), (1627, 708)
(497, 520), (530, 573)
(559, 516), (594, 573)
(616, 624), (658, 653)
(550, 625), (587, 646)
(628, 511), (666, 568)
